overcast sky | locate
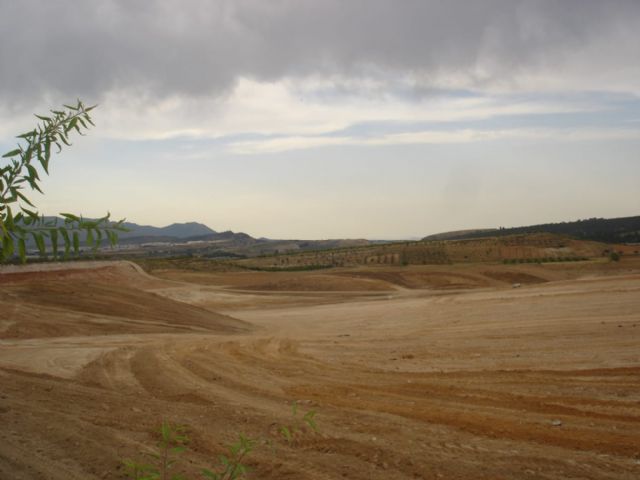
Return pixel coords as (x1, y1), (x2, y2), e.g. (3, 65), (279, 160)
(1, 0), (639, 239)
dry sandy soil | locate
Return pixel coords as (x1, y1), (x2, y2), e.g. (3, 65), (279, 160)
(1, 259), (639, 479)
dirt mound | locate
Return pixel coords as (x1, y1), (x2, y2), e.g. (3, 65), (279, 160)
(154, 267), (489, 292)
(241, 274), (392, 292)
(0, 261), (171, 288)
(152, 269), (393, 292)
(0, 262), (249, 339)
(338, 270), (490, 289)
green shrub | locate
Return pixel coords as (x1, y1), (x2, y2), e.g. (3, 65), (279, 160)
(123, 420), (189, 480)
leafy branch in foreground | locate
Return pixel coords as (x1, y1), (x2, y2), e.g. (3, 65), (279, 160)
(0, 100), (126, 262)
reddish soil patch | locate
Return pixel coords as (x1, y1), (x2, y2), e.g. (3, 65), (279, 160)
(482, 270), (547, 284)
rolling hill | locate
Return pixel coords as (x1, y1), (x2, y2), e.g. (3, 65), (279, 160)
(423, 216), (640, 244)
(118, 221), (216, 240)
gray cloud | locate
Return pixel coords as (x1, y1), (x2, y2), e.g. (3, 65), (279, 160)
(1, 0), (639, 107)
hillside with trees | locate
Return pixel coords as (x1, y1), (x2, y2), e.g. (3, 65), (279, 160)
(423, 216), (640, 244)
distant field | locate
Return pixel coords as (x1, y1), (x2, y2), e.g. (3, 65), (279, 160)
(174, 232), (625, 270)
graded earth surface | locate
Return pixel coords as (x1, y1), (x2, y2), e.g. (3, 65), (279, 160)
(1, 259), (639, 479)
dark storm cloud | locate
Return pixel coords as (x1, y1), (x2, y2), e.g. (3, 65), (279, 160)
(1, 0), (639, 104)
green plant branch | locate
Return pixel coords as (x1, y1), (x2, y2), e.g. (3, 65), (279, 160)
(0, 101), (126, 263)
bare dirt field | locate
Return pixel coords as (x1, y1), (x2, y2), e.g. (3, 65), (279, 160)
(1, 259), (639, 479)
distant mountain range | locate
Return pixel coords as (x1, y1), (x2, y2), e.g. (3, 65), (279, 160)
(119, 221), (215, 240)
(114, 221), (261, 246)
(423, 216), (640, 244)
(107, 220), (373, 258)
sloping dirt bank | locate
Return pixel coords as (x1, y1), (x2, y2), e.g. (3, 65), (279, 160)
(1, 260), (639, 479)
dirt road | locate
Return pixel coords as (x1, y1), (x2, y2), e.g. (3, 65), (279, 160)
(1, 260), (639, 479)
